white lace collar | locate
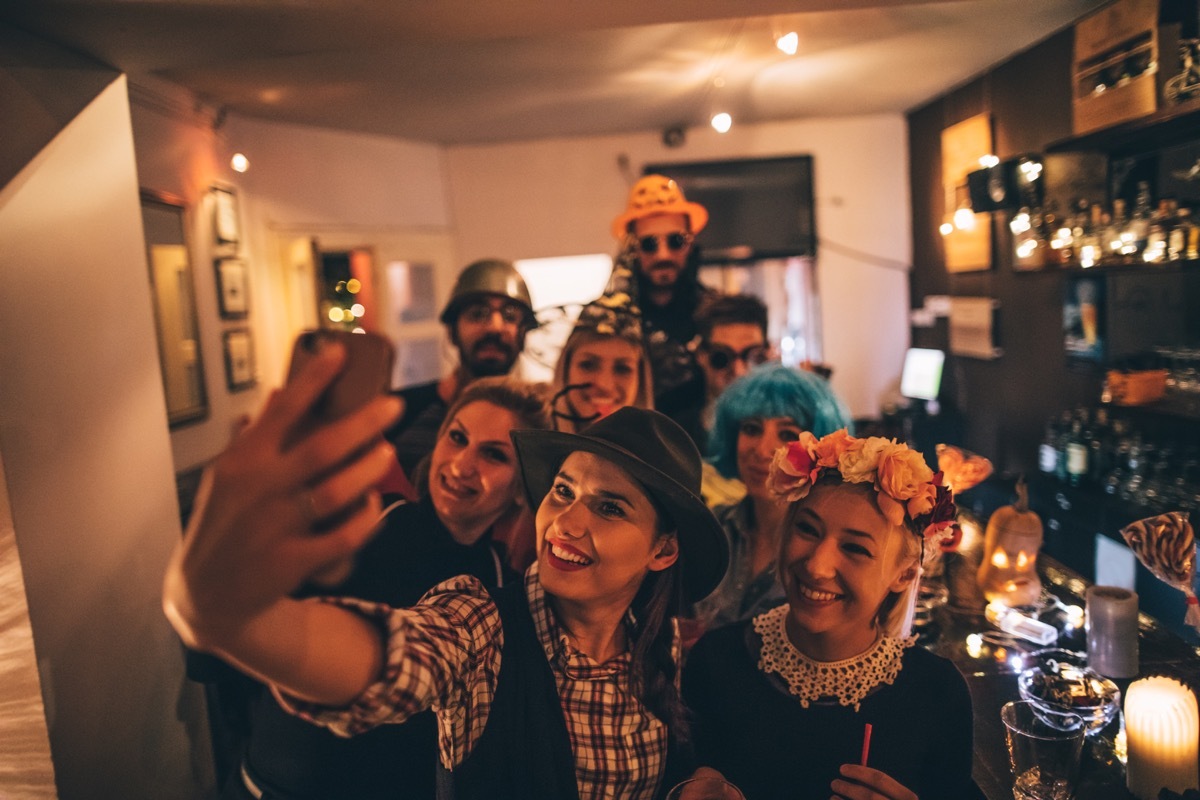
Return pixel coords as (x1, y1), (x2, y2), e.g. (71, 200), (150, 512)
(752, 604), (915, 712)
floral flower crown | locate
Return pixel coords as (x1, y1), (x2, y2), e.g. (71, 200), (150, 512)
(767, 429), (959, 543)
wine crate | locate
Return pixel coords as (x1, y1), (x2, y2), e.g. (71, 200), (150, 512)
(1073, 0), (1161, 134)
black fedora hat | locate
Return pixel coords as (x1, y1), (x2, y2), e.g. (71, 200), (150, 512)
(511, 406), (728, 603)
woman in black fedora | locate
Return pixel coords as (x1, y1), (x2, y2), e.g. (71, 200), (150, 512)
(163, 342), (728, 800)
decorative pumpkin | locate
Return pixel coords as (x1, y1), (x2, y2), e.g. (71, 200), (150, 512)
(977, 477), (1044, 606)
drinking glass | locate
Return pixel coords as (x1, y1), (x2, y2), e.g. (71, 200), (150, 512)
(1001, 700), (1086, 800)
(665, 777), (746, 800)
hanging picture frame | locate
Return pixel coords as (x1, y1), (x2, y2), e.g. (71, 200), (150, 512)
(212, 186), (241, 246)
(215, 257), (250, 319)
(223, 328), (257, 391)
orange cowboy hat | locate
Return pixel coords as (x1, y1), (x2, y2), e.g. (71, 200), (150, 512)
(610, 174), (709, 240)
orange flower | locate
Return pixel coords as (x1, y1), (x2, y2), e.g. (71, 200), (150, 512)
(876, 442), (934, 502)
(812, 429), (853, 468)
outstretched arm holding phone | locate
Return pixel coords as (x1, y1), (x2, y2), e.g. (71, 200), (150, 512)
(162, 339), (403, 706)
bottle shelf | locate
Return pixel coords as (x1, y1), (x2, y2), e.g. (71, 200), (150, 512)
(1046, 95), (1200, 155)
(1014, 258), (1200, 275)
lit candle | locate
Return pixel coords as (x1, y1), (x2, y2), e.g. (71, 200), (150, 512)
(1125, 676), (1200, 800)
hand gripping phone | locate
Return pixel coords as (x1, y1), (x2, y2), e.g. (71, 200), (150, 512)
(286, 329), (395, 425)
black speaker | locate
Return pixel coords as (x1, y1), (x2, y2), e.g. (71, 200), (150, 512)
(966, 155), (1043, 212)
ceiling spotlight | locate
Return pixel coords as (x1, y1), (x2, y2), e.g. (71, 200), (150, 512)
(776, 31), (799, 56)
(711, 112), (732, 133)
(231, 153), (250, 173)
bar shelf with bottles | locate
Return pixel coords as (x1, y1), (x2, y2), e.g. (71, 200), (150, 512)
(1012, 178), (1200, 272)
(1038, 396), (1200, 513)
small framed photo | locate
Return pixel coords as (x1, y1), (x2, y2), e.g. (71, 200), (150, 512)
(215, 257), (250, 319)
(223, 328), (256, 391)
(212, 186), (240, 246)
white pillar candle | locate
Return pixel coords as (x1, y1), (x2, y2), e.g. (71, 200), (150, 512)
(1125, 676), (1200, 800)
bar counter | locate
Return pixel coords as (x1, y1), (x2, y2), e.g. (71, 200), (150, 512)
(922, 554), (1200, 800)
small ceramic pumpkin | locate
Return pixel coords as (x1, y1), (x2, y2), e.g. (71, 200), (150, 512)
(977, 477), (1044, 606)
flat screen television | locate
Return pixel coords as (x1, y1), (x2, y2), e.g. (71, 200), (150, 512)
(900, 348), (945, 401)
(642, 156), (816, 261)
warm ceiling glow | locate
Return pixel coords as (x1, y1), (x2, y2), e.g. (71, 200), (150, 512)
(230, 153), (250, 173)
(776, 31), (799, 55)
(711, 112), (732, 133)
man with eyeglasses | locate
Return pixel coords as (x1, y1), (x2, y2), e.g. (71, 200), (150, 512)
(659, 293), (771, 453)
(610, 174), (716, 405)
(385, 258), (537, 479)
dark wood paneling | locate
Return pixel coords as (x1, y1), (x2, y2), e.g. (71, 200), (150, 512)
(907, 29), (1107, 475)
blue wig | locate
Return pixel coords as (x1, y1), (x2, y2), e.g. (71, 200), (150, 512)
(707, 363), (853, 479)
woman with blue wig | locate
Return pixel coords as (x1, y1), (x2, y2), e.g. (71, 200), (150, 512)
(689, 363), (851, 637)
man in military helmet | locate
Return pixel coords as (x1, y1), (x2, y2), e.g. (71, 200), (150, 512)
(609, 174), (716, 406)
(386, 258), (537, 478)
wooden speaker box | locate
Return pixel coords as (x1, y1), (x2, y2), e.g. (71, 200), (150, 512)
(1073, 0), (1160, 135)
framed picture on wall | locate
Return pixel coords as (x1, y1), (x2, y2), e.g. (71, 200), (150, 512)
(1064, 275), (1106, 363)
(212, 186), (240, 246)
(215, 257), (250, 319)
(223, 328), (256, 391)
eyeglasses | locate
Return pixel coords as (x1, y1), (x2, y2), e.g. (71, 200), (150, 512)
(460, 301), (526, 326)
(705, 344), (769, 371)
(637, 232), (692, 255)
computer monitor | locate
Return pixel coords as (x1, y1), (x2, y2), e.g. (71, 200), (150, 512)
(900, 348), (945, 401)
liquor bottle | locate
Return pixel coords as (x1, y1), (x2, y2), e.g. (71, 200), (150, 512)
(1088, 406), (1112, 484)
(1129, 181), (1153, 258)
(1110, 199), (1132, 262)
(1078, 202), (1103, 268)
(1039, 417), (1061, 475)
(1169, 206), (1191, 261)
(1055, 410), (1072, 482)
(1182, 207), (1199, 261)
(1145, 199), (1172, 262)
(1065, 414), (1090, 486)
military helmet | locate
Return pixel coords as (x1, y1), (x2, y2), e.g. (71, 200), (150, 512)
(440, 258), (537, 328)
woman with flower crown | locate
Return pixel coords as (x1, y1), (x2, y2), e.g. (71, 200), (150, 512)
(682, 431), (982, 800)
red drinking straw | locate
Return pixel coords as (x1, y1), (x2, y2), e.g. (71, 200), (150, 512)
(860, 723), (873, 767)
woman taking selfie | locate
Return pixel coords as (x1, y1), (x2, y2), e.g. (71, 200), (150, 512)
(690, 364), (851, 636)
(164, 342), (728, 800)
(550, 295), (654, 433)
(683, 431), (981, 800)
(217, 376), (550, 800)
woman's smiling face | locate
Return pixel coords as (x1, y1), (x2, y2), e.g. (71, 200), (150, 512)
(736, 416), (802, 500)
(564, 336), (641, 421)
(779, 481), (916, 659)
(427, 401), (522, 542)
(535, 451), (677, 609)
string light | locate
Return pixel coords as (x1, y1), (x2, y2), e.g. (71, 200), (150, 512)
(711, 112), (732, 133)
(776, 31), (799, 55)
(230, 153), (250, 173)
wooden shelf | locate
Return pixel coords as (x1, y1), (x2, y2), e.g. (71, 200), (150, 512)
(1014, 258), (1200, 275)
(1046, 95), (1200, 154)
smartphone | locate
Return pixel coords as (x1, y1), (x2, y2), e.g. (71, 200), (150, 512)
(286, 329), (395, 425)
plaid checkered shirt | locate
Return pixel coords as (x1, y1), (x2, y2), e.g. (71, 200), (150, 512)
(283, 563), (673, 800)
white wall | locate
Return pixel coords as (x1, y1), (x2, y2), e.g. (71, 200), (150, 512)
(0, 75), (210, 799)
(130, 99), (455, 471)
(445, 115), (912, 418)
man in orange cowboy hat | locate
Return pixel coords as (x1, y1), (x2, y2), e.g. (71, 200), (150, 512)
(610, 174), (716, 405)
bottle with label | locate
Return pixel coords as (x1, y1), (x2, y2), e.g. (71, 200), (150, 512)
(1065, 415), (1090, 486)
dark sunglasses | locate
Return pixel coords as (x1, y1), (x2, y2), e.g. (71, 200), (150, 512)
(705, 344), (769, 371)
(637, 232), (691, 255)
